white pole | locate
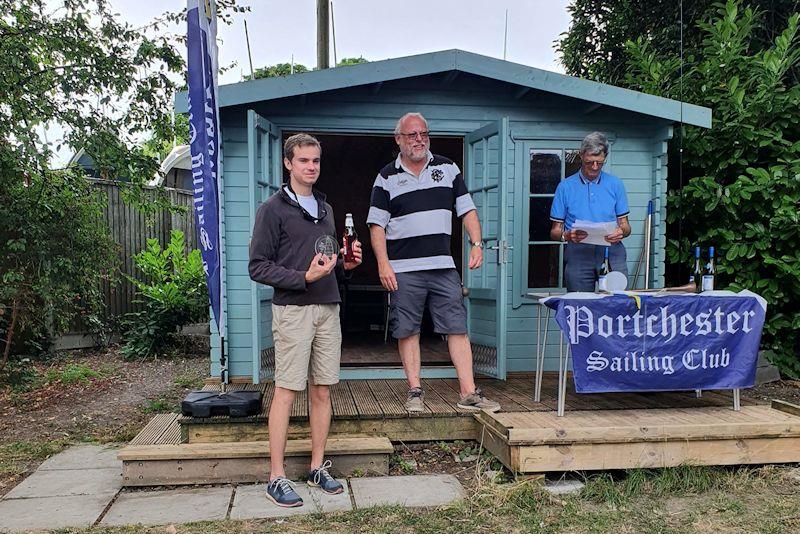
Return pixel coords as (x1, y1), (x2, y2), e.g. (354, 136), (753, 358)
(244, 19), (254, 79)
(330, 0), (338, 66)
(503, 9), (508, 60)
(644, 216), (651, 289)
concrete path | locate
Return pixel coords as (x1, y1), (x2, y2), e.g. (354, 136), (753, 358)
(350, 474), (466, 508)
(0, 445), (466, 532)
(0, 444), (121, 532)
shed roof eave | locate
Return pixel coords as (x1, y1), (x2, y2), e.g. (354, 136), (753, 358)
(452, 50), (712, 129)
(174, 49), (711, 129)
(174, 49), (458, 114)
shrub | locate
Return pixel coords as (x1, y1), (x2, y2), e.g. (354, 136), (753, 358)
(122, 230), (208, 358)
(621, 2), (800, 376)
(0, 168), (117, 371)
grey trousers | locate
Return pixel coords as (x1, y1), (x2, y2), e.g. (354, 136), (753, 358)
(564, 242), (628, 292)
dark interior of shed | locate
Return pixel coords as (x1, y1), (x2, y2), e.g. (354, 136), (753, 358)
(282, 132), (464, 367)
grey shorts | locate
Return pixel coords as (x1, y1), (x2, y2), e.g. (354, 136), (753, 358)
(389, 269), (467, 339)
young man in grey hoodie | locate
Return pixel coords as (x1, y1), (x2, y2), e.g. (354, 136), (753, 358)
(249, 133), (362, 508)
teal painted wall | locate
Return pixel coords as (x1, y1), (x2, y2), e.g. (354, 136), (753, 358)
(214, 72), (673, 379)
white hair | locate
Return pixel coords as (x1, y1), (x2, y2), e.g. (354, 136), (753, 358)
(394, 112), (429, 135)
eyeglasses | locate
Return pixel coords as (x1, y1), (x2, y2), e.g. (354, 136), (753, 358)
(299, 204), (328, 223)
(584, 159), (606, 168)
(398, 131), (430, 140)
(285, 182), (328, 223)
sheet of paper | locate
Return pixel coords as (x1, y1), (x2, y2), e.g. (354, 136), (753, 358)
(572, 219), (618, 246)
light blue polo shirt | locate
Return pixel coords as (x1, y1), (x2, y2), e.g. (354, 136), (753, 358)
(550, 171), (630, 230)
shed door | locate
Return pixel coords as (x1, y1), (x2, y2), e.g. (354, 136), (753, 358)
(463, 118), (510, 379)
(247, 110), (281, 383)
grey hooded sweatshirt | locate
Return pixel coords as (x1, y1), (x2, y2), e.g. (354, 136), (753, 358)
(248, 187), (342, 306)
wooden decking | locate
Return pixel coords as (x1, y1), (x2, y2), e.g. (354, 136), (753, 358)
(129, 413), (182, 445)
(178, 376), (754, 443)
(476, 401), (800, 473)
(184, 376), (754, 421)
(120, 378), (800, 486)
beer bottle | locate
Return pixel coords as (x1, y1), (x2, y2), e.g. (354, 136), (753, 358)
(598, 246), (611, 292)
(701, 246), (715, 292)
(690, 246), (702, 293)
(343, 213), (357, 263)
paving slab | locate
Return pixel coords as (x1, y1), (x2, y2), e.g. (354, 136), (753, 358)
(0, 492), (116, 532)
(38, 444), (122, 471)
(544, 479), (585, 495)
(101, 486), (232, 527)
(350, 475), (465, 509)
(5, 467), (121, 499)
(788, 467), (800, 484)
(230, 480), (351, 519)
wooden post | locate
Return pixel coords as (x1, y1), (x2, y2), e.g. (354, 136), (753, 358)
(316, 0), (330, 69)
(772, 399), (800, 417)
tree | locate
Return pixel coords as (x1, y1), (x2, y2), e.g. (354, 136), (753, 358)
(245, 62), (310, 80)
(0, 0), (245, 367)
(337, 56), (369, 66)
(142, 113), (190, 162)
(560, 0), (800, 375)
(557, 0), (798, 86)
(243, 56), (370, 82)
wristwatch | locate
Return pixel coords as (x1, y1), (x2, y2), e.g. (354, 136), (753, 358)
(471, 241), (484, 249)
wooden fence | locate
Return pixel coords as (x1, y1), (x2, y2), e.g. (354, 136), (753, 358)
(69, 180), (198, 334)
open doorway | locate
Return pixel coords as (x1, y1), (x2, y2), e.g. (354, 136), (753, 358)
(282, 132), (464, 367)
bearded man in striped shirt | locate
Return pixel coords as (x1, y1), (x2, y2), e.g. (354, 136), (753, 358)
(367, 112), (500, 414)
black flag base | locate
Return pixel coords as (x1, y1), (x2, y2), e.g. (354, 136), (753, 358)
(181, 389), (263, 418)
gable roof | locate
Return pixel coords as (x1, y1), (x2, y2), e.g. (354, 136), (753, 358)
(176, 49), (711, 128)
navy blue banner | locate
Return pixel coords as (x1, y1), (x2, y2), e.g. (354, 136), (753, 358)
(187, 1), (224, 338)
(544, 292), (767, 393)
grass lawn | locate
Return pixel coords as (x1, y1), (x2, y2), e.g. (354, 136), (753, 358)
(2, 349), (799, 532)
(0, 347), (208, 496)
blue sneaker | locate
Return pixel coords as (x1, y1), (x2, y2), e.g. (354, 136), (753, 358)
(307, 459), (344, 495)
(266, 477), (303, 507)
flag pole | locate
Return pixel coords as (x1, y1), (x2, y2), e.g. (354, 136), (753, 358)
(186, 0), (227, 390)
(182, 1), (261, 417)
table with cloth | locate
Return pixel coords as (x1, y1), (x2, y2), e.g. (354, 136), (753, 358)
(528, 290), (767, 416)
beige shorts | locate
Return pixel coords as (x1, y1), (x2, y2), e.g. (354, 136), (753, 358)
(272, 303), (342, 391)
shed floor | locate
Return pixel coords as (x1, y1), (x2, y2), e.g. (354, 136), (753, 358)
(340, 334), (451, 366)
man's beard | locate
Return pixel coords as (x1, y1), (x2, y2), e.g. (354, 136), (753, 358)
(405, 147), (428, 162)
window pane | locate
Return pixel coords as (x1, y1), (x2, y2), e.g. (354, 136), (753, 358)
(528, 245), (561, 288)
(529, 198), (553, 242)
(530, 150), (561, 194)
(565, 149), (581, 178)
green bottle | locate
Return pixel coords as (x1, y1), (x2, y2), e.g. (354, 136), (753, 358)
(690, 246), (702, 293)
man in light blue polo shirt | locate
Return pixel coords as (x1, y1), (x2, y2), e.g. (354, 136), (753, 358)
(549, 132), (631, 292)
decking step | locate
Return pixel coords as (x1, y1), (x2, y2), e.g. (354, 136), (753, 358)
(118, 436), (393, 486)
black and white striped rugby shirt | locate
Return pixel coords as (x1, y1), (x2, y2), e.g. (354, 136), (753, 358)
(367, 152), (476, 273)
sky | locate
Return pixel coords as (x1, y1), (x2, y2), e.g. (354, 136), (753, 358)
(115, 0), (572, 82)
(54, 0), (573, 163)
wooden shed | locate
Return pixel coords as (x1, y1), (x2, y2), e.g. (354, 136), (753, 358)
(176, 49), (711, 383)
